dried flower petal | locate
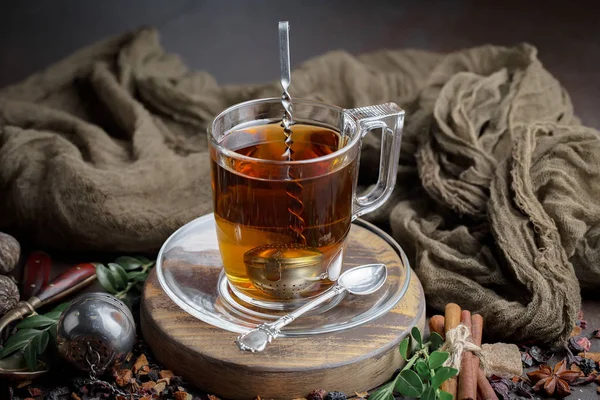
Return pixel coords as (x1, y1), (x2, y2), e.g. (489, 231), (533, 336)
(489, 375), (513, 399)
(575, 337), (591, 351)
(569, 336), (591, 352)
(570, 326), (582, 337)
(529, 346), (552, 363)
(521, 351), (534, 368)
(208, 395), (221, 400)
(513, 381), (534, 399)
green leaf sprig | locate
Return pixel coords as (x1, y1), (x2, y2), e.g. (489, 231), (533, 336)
(0, 302), (70, 370)
(95, 256), (155, 304)
(370, 327), (458, 400)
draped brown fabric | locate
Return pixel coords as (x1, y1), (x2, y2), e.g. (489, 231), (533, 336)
(1, 29), (598, 343)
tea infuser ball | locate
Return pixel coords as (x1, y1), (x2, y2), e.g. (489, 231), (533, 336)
(56, 292), (136, 374)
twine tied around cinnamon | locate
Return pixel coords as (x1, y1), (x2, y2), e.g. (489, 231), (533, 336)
(440, 324), (486, 373)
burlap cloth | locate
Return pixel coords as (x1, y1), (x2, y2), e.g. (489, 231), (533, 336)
(1, 29), (598, 344)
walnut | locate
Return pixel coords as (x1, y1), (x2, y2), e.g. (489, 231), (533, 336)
(0, 232), (20, 274)
(0, 275), (19, 315)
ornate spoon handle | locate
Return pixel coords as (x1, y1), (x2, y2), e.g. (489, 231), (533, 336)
(235, 285), (346, 352)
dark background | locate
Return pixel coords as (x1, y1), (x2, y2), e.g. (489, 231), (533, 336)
(1, 0), (599, 128)
(1, 0), (599, 397)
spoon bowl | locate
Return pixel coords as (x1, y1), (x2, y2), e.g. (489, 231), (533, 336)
(339, 263), (387, 295)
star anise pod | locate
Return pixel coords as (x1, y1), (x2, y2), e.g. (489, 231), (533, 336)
(527, 359), (582, 398)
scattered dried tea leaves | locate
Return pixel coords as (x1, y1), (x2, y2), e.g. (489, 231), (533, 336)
(142, 381), (156, 390)
(159, 369), (174, 382)
(570, 364), (582, 373)
(578, 358), (598, 375)
(488, 375), (512, 399)
(579, 352), (600, 363)
(16, 381), (32, 389)
(133, 354), (149, 373)
(174, 391), (193, 400)
(154, 381), (166, 395)
(114, 368), (133, 387)
(308, 389), (328, 400)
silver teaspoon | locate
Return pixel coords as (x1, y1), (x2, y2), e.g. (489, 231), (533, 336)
(235, 263), (388, 352)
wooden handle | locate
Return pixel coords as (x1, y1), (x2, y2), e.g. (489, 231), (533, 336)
(36, 263), (96, 306)
(22, 251), (52, 298)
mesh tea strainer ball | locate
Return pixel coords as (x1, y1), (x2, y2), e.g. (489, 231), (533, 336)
(244, 243), (326, 298)
(56, 292), (135, 375)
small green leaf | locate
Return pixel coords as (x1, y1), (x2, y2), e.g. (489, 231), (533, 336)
(115, 256), (143, 271)
(399, 336), (410, 360)
(135, 256), (153, 265)
(429, 332), (444, 351)
(411, 326), (423, 347)
(36, 331), (49, 354)
(15, 315), (56, 329)
(431, 367), (458, 389)
(428, 351), (449, 370)
(95, 264), (117, 294)
(439, 390), (453, 400)
(368, 383), (394, 400)
(23, 341), (37, 371)
(48, 324), (58, 341)
(394, 369), (424, 397)
(0, 329), (39, 358)
(52, 302), (71, 313)
(126, 271), (145, 280)
(421, 386), (436, 400)
(415, 359), (431, 379)
(44, 311), (63, 321)
(108, 263), (128, 290)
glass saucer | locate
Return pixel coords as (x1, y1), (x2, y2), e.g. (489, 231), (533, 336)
(156, 213), (411, 336)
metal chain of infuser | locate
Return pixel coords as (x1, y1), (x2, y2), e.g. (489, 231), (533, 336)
(279, 21), (306, 246)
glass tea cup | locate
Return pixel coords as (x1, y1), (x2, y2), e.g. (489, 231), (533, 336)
(208, 98), (403, 310)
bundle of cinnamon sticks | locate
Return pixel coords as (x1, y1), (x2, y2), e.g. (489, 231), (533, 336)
(429, 304), (498, 400)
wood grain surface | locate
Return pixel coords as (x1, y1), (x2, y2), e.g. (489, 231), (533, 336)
(141, 222), (426, 400)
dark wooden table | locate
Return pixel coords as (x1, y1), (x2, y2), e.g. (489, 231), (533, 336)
(1, 0), (599, 398)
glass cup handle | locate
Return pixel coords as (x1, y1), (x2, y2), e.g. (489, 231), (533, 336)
(344, 103), (405, 220)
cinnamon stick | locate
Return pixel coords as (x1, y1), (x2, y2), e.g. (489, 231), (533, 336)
(441, 303), (461, 399)
(458, 311), (476, 400)
(477, 369), (498, 400)
(429, 315), (445, 338)
(472, 315), (497, 400)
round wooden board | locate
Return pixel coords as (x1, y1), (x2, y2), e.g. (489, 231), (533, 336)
(141, 221), (425, 400)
